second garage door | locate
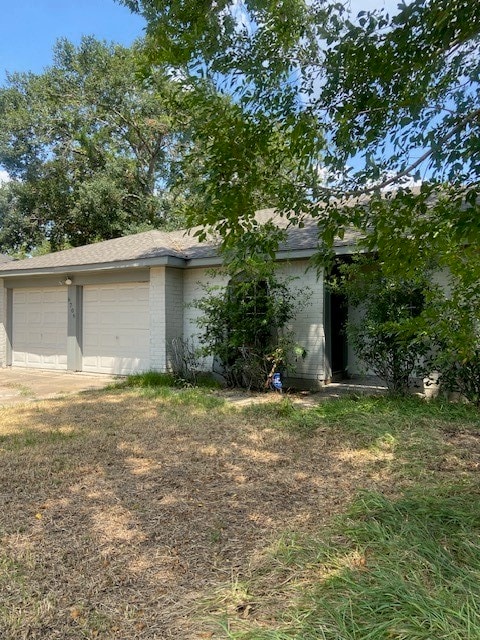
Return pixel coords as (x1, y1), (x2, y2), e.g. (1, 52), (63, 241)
(82, 283), (150, 375)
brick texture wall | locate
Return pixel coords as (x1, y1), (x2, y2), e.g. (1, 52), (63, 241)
(183, 267), (229, 372)
(149, 267), (185, 372)
(0, 280), (5, 367)
(183, 261), (326, 385)
(149, 267), (166, 371)
(164, 268), (184, 370)
(276, 261), (325, 385)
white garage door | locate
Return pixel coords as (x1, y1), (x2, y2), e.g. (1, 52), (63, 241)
(12, 287), (68, 370)
(82, 283), (150, 374)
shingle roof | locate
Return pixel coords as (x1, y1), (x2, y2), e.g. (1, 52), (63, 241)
(0, 253), (12, 263)
(0, 210), (361, 275)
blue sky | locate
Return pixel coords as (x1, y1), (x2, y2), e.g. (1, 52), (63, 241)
(0, 0), (398, 85)
(0, 0), (402, 184)
(0, 0), (146, 84)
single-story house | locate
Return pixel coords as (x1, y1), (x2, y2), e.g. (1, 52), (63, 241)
(0, 210), (361, 387)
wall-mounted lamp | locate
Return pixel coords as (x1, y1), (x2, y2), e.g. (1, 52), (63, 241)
(63, 276), (72, 286)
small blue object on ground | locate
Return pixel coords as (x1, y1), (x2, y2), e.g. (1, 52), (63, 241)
(271, 372), (282, 393)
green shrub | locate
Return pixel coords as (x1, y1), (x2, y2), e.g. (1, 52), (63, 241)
(192, 257), (308, 390)
(332, 258), (432, 394)
(425, 295), (480, 406)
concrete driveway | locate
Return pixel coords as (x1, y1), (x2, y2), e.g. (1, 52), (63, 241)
(0, 368), (117, 406)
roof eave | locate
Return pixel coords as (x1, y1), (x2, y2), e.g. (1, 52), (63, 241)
(0, 254), (187, 278)
(183, 244), (358, 268)
(0, 242), (360, 278)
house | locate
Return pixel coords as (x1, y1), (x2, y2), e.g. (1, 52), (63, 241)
(0, 211), (360, 387)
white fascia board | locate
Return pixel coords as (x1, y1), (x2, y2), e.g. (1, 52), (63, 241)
(185, 256), (223, 268)
(184, 249), (317, 268)
(184, 245), (357, 268)
(0, 255), (187, 278)
(334, 244), (364, 256)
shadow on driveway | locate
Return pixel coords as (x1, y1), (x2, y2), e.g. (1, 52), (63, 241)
(0, 368), (116, 406)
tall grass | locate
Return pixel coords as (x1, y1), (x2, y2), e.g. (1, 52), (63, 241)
(222, 489), (480, 639)
(110, 370), (226, 409)
(215, 396), (480, 640)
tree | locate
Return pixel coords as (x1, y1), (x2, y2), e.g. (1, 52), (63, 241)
(119, 0), (328, 242)
(118, 0), (479, 236)
(0, 36), (201, 253)
(120, 0), (480, 398)
(312, 0), (480, 312)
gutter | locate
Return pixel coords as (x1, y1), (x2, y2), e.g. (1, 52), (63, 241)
(0, 243), (359, 278)
(0, 254), (187, 278)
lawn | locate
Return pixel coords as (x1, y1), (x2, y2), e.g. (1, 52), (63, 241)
(0, 384), (479, 639)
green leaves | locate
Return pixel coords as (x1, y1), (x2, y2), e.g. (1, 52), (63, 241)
(320, 0), (480, 192)
(333, 257), (434, 394)
(0, 37), (198, 252)
(192, 254), (309, 390)
(119, 1), (479, 252)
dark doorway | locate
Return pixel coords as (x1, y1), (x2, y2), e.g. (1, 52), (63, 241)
(325, 267), (349, 381)
(330, 290), (348, 379)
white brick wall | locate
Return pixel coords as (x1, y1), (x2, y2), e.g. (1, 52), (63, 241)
(0, 279), (6, 367)
(183, 267), (229, 371)
(165, 268), (184, 370)
(149, 267), (166, 371)
(276, 261), (325, 384)
(149, 267), (185, 372)
(183, 262), (326, 384)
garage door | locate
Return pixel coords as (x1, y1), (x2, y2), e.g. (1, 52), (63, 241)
(82, 283), (150, 374)
(12, 287), (68, 370)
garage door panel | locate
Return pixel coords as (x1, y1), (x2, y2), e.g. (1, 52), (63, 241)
(99, 289), (119, 303)
(99, 313), (148, 330)
(12, 287), (68, 370)
(83, 334), (99, 349)
(21, 311), (41, 324)
(44, 311), (62, 324)
(86, 333), (142, 350)
(43, 353), (68, 367)
(42, 331), (65, 348)
(82, 283), (150, 375)
(112, 330), (149, 349)
(25, 353), (42, 365)
(13, 351), (27, 365)
(29, 292), (45, 304)
(90, 309), (149, 330)
(44, 291), (62, 303)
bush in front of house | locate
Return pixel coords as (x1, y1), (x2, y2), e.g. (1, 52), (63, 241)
(425, 292), (480, 407)
(332, 257), (432, 395)
(192, 257), (308, 391)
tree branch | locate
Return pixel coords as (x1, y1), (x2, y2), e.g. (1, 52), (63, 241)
(338, 107), (480, 198)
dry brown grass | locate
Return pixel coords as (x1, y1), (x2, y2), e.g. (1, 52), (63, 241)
(1, 388), (475, 639)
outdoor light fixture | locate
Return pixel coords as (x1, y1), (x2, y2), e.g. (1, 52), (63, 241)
(64, 277), (72, 285)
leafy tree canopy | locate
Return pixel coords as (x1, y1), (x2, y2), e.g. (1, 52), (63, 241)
(117, 0), (480, 397)
(0, 36), (206, 253)
(119, 1), (479, 259)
